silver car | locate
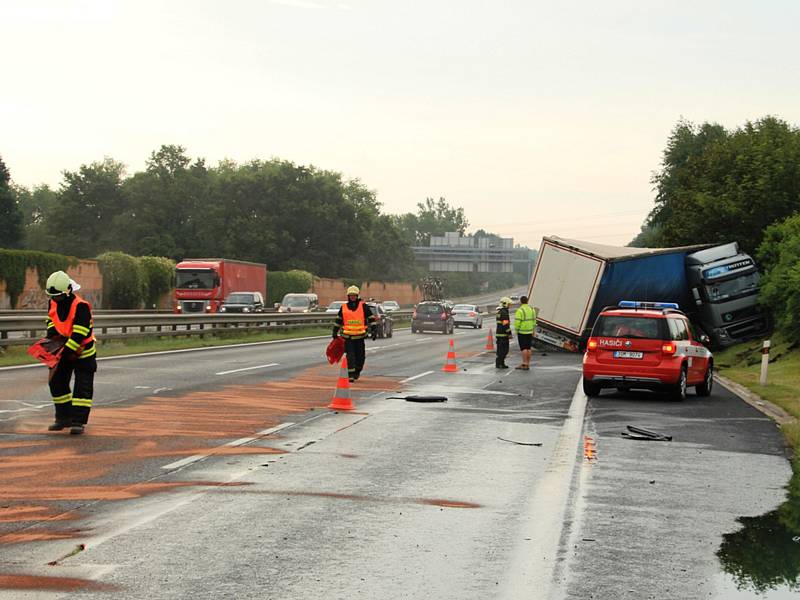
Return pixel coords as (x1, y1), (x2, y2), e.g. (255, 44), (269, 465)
(381, 300), (400, 312)
(452, 304), (483, 329)
(325, 300), (346, 314)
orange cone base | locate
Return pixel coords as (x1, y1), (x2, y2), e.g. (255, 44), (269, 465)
(328, 396), (355, 411)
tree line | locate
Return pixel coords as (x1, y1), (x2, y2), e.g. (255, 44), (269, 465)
(0, 146), (473, 284)
(632, 116), (800, 343)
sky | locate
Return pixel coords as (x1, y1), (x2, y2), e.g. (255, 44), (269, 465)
(2, 0), (799, 249)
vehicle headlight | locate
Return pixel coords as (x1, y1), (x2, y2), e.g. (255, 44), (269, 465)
(220, 306), (226, 312)
(243, 307), (250, 313)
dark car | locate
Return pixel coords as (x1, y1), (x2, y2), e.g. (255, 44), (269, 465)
(220, 292), (265, 313)
(367, 302), (393, 338)
(411, 301), (454, 334)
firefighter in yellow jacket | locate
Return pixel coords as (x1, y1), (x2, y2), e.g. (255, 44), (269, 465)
(44, 271), (97, 435)
(332, 286), (378, 382)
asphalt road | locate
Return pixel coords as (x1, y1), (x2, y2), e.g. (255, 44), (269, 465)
(0, 325), (792, 599)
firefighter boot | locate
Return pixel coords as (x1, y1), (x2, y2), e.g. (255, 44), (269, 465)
(48, 403), (72, 431)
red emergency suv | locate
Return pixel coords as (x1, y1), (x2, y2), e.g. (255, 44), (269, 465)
(582, 301), (713, 401)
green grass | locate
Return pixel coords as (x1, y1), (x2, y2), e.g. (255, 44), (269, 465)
(0, 327), (333, 367)
(715, 332), (800, 454)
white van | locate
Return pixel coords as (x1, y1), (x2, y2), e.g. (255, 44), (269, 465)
(278, 293), (319, 313)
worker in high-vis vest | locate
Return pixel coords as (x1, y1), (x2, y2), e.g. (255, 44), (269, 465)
(513, 295), (537, 370)
(332, 285), (378, 382)
(495, 297), (513, 369)
(44, 271), (97, 435)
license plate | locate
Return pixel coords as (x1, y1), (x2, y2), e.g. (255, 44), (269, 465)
(614, 351), (643, 359)
(424, 321), (435, 325)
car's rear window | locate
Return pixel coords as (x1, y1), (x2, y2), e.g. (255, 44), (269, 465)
(453, 305), (475, 312)
(592, 315), (668, 339)
(417, 304), (443, 314)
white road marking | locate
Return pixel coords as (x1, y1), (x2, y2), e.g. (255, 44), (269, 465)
(153, 387), (172, 394)
(215, 363), (279, 376)
(400, 370), (434, 383)
(162, 422), (296, 470)
(499, 379), (588, 600)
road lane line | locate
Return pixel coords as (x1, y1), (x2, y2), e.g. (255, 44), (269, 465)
(499, 379), (588, 600)
(407, 386), (519, 396)
(400, 371), (434, 383)
(215, 363), (279, 376)
(162, 422), (296, 470)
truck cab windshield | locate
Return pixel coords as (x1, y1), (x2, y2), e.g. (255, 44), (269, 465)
(176, 270), (215, 289)
(705, 272), (758, 302)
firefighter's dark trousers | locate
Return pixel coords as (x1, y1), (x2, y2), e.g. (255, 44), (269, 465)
(344, 337), (366, 379)
(496, 336), (510, 367)
(49, 356), (97, 425)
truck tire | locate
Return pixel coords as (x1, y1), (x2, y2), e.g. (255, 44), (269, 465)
(670, 366), (688, 401)
(695, 362), (713, 397)
(583, 379), (601, 397)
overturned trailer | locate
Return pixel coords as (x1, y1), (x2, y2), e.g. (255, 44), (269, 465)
(527, 236), (767, 352)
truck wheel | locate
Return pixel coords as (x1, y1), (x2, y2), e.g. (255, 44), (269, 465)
(695, 363), (713, 397)
(670, 366), (688, 401)
(583, 379), (601, 397)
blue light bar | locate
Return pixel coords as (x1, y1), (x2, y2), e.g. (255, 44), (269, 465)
(618, 300), (679, 309)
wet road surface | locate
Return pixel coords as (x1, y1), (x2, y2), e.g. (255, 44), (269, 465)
(0, 327), (793, 598)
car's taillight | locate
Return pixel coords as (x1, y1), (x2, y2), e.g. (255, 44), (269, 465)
(440, 312), (447, 320)
(662, 342), (676, 355)
(586, 339), (598, 352)
(468, 312), (476, 317)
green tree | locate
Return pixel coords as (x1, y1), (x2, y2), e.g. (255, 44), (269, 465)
(96, 251), (147, 309)
(46, 158), (128, 257)
(646, 117), (800, 255)
(0, 156), (24, 248)
(397, 197), (469, 246)
(757, 213), (800, 344)
(138, 256), (176, 308)
(13, 183), (58, 250)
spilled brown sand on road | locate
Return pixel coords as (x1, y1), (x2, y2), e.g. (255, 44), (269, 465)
(0, 574), (116, 592)
(0, 365), (399, 526)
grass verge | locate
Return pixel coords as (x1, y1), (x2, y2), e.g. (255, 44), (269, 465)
(715, 332), (800, 455)
(0, 327), (332, 368)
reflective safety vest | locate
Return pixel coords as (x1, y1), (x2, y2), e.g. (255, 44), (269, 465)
(341, 302), (367, 336)
(514, 304), (536, 334)
(48, 294), (95, 356)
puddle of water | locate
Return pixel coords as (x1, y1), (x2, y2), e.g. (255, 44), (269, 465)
(715, 467), (800, 597)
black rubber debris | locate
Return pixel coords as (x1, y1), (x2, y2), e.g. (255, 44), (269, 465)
(387, 395), (448, 403)
(497, 437), (542, 447)
(621, 425), (672, 442)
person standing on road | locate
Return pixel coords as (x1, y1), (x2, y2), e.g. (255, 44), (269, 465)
(495, 297), (513, 369)
(44, 271), (97, 435)
(514, 296), (536, 370)
(332, 285), (378, 382)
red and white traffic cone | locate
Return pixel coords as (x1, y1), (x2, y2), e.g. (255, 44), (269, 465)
(442, 339), (458, 373)
(485, 328), (494, 350)
(328, 356), (355, 411)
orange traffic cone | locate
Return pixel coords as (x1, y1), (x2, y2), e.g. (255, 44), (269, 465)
(442, 339), (458, 373)
(484, 328), (494, 350)
(328, 356), (355, 411)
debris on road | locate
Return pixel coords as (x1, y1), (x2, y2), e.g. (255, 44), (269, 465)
(387, 395), (448, 403)
(621, 425), (673, 442)
(497, 437), (542, 446)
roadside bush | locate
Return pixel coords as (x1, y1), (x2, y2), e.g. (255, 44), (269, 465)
(428, 271), (525, 298)
(757, 213), (800, 344)
(0, 248), (76, 307)
(97, 251), (147, 309)
(267, 270), (313, 305)
(138, 256), (176, 308)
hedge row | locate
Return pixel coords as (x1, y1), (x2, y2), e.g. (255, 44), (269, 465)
(96, 252), (176, 309)
(267, 270), (314, 306)
(0, 249), (78, 307)
(758, 213), (800, 345)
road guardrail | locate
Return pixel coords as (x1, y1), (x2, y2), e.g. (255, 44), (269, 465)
(0, 310), (412, 348)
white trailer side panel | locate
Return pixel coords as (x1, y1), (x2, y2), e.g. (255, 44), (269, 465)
(528, 241), (605, 335)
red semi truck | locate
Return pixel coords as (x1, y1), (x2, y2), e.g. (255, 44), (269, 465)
(173, 259), (267, 313)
